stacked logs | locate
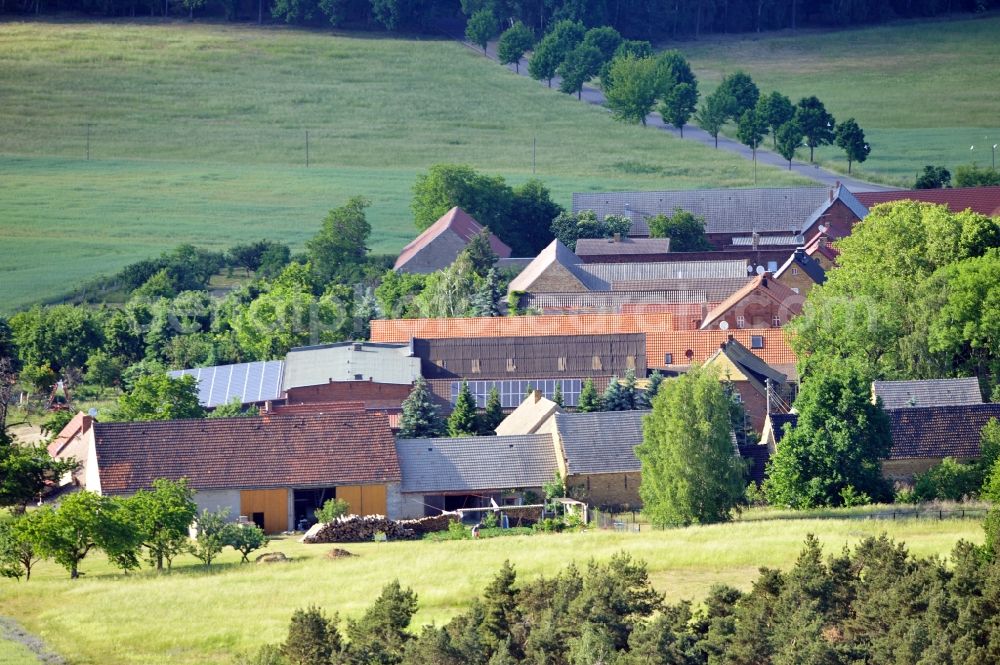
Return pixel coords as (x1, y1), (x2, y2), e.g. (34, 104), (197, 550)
(302, 513), (455, 544)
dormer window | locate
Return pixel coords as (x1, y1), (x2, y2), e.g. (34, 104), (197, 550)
(471, 359), (481, 374)
(557, 357), (567, 371)
(506, 358), (516, 372)
(592, 355), (603, 371)
(751, 335), (765, 349)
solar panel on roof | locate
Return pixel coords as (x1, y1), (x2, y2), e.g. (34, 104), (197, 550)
(168, 360), (284, 408)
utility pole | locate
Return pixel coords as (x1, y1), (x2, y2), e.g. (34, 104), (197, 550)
(532, 136), (536, 175)
(86, 123), (91, 161)
(305, 131), (309, 168)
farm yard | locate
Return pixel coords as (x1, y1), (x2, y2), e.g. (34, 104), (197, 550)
(0, 514), (984, 665)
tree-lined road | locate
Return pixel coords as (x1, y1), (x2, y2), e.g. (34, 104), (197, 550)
(462, 37), (896, 193)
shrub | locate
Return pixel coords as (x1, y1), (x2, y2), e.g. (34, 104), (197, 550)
(913, 457), (982, 501)
(314, 499), (350, 524)
(226, 523), (269, 563)
(282, 606), (343, 665)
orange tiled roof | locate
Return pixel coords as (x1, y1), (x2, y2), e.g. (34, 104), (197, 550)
(699, 275), (802, 330)
(647, 329), (796, 367)
(370, 312), (677, 343)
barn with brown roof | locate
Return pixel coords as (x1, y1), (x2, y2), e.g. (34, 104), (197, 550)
(80, 411), (402, 533)
(394, 207), (512, 274)
(884, 404), (1000, 481)
(855, 186), (1000, 218)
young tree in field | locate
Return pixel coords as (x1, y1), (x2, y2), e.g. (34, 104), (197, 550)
(756, 91), (795, 148)
(399, 377), (445, 438)
(226, 523), (269, 563)
(603, 54), (660, 125)
(449, 381), (479, 437)
(27, 492), (142, 578)
(191, 509), (231, 567)
(834, 118), (870, 174)
(764, 361), (892, 509)
(306, 196), (371, 285)
(581, 25), (622, 63)
(660, 82), (698, 137)
(636, 367), (746, 527)
(695, 90), (735, 148)
(0, 516), (42, 581)
(479, 386), (504, 434)
(558, 44), (603, 99)
(716, 71), (759, 121)
(465, 9), (497, 54)
(345, 580), (419, 663)
(795, 96), (835, 163)
(914, 165), (952, 189)
(577, 378), (602, 413)
(283, 606), (344, 665)
(737, 108), (767, 163)
(528, 20), (585, 88)
(647, 209), (712, 251)
(497, 22), (533, 72)
(124, 478), (198, 571)
(775, 120), (804, 169)
(112, 374), (205, 422)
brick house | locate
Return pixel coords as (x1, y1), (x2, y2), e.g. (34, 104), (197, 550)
(773, 248), (827, 296)
(884, 404), (1000, 482)
(77, 410), (402, 533)
(855, 186), (1000, 217)
(703, 337), (793, 433)
(48, 411), (96, 487)
(394, 207), (512, 274)
(698, 274), (804, 331)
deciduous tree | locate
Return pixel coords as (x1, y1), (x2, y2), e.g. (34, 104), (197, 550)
(307, 196), (371, 286)
(497, 22), (533, 72)
(695, 89), (735, 148)
(465, 9), (497, 54)
(636, 366), (746, 526)
(647, 209), (712, 251)
(795, 96), (835, 163)
(756, 91), (795, 148)
(603, 54), (659, 126)
(775, 119), (804, 169)
(112, 374), (206, 422)
(660, 81), (698, 137)
(834, 117), (870, 174)
(557, 44), (602, 99)
(716, 70), (759, 120)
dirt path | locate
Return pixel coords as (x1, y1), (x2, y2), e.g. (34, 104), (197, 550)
(459, 36), (896, 193)
(0, 617), (67, 665)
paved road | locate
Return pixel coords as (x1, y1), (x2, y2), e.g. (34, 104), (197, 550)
(461, 38), (896, 193)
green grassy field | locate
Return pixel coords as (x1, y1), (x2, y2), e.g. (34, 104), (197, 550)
(684, 14), (1000, 184)
(0, 516), (983, 665)
(0, 20), (811, 314)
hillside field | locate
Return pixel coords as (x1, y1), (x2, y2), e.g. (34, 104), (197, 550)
(0, 20), (811, 314)
(685, 14), (1000, 185)
(0, 515), (984, 665)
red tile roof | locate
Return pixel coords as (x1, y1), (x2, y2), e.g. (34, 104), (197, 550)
(48, 412), (94, 458)
(371, 312), (678, 342)
(647, 329), (797, 367)
(804, 232), (839, 262)
(855, 187), (1000, 217)
(888, 404), (1000, 459)
(93, 412), (400, 495)
(269, 402), (367, 415)
(699, 274), (803, 330)
(393, 207), (512, 271)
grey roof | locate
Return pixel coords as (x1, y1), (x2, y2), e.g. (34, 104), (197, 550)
(169, 361), (284, 408)
(573, 260), (749, 291)
(710, 339), (787, 391)
(575, 237), (671, 256)
(555, 410), (649, 475)
(730, 235), (802, 246)
(774, 248), (827, 285)
(874, 378), (983, 410)
(282, 342), (420, 391)
(396, 434), (558, 493)
(507, 240), (585, 293)
(572, 187), (833, 236)
(800, 185), (869, 234)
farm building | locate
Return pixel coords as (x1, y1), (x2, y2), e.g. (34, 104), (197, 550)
(393, 206), (511, 274)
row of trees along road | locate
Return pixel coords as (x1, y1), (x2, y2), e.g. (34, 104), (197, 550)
(486, 18), (873, 175)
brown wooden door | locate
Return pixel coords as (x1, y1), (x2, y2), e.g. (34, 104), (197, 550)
(240, 489), (289, 534)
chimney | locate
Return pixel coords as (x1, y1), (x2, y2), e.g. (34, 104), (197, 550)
(828, 188), (833, 202)
(533, 389), (542, 403)
(794, 247), (805, 259)
(701, 302), (708, 319)
(727, 333), (735, 342)
(352, 342), (362, 351)
(762, 274), (769, 287)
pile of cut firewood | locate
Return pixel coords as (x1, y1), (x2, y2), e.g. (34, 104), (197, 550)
(302, 513), (455, 544)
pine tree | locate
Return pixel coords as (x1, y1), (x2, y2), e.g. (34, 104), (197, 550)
(448, 381), (479, 437)
(399, 377), (445, 439)
(479, 386), (504, 435)
(602, 375), (635, 411)
(480, 560), (521, 653)
(471, 268), (503, 317)
(578, 379), (602, 413)
(552, 381), (564, 407)
(638, 370), (664, 408)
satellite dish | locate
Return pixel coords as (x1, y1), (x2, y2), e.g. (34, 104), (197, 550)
(719, 321), (730, 331)
(747, 264), (755, 274)
(756, 265), (766, 275)
(88, 408), (98, 417)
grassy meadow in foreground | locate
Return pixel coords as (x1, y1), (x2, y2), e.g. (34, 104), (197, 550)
(684, 14), (1000, 184)
(0, 20), (809, 313)
(0, 515), (984, 665)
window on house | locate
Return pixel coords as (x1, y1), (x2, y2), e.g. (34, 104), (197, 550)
(506, 358), (516, 372)
(471, 359), (481, 374)
(732, 391), (743, 403)
(626, 355), (636, 369)
(791, 266), (799, 276)
(664, 353), (673, 365)
(434, 359), (446, 369)
(791, 287), (800, 294)
(592, 355), (603, 371)
(767, 261), (778, 272)
(736, 315), (746, 329)
(751, 335), (765, 349)
(557, 356), (567, 371)
(772, 315), (781, 328)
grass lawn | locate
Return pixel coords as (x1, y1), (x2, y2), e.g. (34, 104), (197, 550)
(683, 13), (1000, 185)
(0, 20), (811, 314)
(0, 515), (983, 665)
(0, 638), (42, 665)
